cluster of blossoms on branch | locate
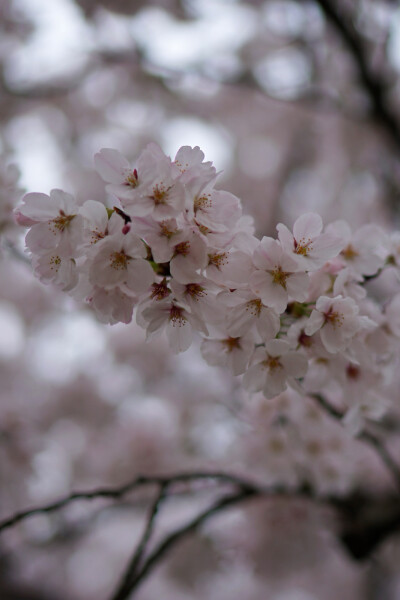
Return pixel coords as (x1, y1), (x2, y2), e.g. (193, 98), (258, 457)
(14, 144), (400, 433)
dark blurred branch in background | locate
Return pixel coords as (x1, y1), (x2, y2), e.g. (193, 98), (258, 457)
(311, 393), (400, 492)
(315, 0), (400, 152)
(1, 465), (400, 598)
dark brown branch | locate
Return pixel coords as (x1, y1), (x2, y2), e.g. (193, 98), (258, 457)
(311, 393), (400, 492)
(125, 488), (258, 597)
(110, 485), (400, 598)
(314, 0), (400, 152)
(111, 483), (168, 600)
(0, 472), (257, 533)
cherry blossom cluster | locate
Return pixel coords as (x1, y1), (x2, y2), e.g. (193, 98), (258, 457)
(15, 143), (400, 432)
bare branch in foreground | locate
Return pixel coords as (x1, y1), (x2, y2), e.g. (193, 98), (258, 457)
(123, 487), (259, 599)
(111, 483), (169, 600)
(0, 472), (257, 533)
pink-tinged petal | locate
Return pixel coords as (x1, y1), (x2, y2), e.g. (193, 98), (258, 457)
(228, 305), (255, 337)
(90, 287), (134, 325)
(94, 148), (130, 184)
(123, 233), (147, 259)
(231, 347), (251, 375)
(124, 259), (155, 295)
(320, 323), (344, 353)
(170, 255), (202, 283)
(249, 271), (288, 313)
(304, 310), (324, 336)
(167, 318), (193, 353)
(79, 199), (108, 229)
(286, 272), (309, 302)
(325, 220), (351, 244)
(252, 237), (279, 270)
(315, 295), (335, 313)
(25, 222), (61, 252)
(342, 405), (364, 436)
(201, 339), (224, 367)
(50, 189), (77, 214)
(257, 307), (280, 341)
(141, 303), (168, 335)
(175, 145), (205, 169)
(18, 192), (58, 221)
(293, 213), (322, 240)
(212, 251), (253, 287)
(312, 232), (344, 259)
(242, 364), (267, 393)
(276, 223), (294, 252)
(14, 209), (37, 227)
(263, 369), (287, 399)
(265, 339), (290, 357)
(281, 352), (308, 378)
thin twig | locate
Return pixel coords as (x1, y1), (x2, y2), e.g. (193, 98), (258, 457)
(0, 472), (256, 533)
(311, 393), (400, 491)
(111, 483), (168, 600)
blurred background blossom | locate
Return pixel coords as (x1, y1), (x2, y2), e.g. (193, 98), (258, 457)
(2, 1), (400, 598)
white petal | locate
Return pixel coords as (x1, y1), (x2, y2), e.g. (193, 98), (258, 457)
(293, 213), (322, 240)
(94, 148), (130, 184)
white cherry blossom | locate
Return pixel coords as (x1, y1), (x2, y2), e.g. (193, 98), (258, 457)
(89, 232), (154, 296)
(242, 339), (308, 399)
(218, 289), (280, 340)
(141, 299), (206, 353)
(305, 295), (376, 354)
(200, 331), (256, 375)
(277, 212), (343, 271)
(19, 189), (83, 255)
(169, 231), (208, 283)
(32, 250), (78, 291)
(327, 221), (386, 277)
(250, 237), (309, 313)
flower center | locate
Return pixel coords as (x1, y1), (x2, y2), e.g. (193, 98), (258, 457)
(263, 355), (283, 370)
(194, 195), (212, 213)
(52, 211), (75, 232)
(169, 305), (187, 327)
(151, 184), (167, 205)
(346, 363), (360, 379)
(341, 244), (359, 260)
(151, 280), (170, 301)
(208, 252), (228, 270)
(159, 220), (178, 239)
(110, 250), (130, 270)
(246, 298), (262, 316)
(185, 283), (206, 299)
(324, 308), (344, 328)
(174, 241), (190, 256)
(223, 337), (241, 352)
(298, 330), (313, 347)
(125, 169), (138, 188)
(271, 266), (289, 289)
(49, 255), (61, 272)
(294, 237), (313, 256)
(196, 222), (210, 236)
